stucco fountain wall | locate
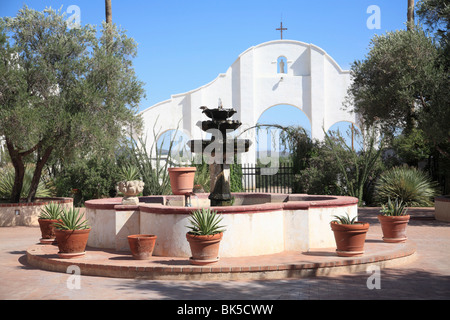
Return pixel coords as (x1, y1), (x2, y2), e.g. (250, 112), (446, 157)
(0, 197), (73, 227)
(85, 193), (358, 258)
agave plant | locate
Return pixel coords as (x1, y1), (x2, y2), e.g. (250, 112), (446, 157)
(38, 202), (63, 220)
(374, 166), (439, 207)
(118, 165), (140, 181)
(332, 213), (358, 225)
(380, 197), (408, 216)
(53, 208), (90, 231)
(187, 208), (226, 236)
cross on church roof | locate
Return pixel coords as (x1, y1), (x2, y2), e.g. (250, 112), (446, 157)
(276, 21), (287, 39)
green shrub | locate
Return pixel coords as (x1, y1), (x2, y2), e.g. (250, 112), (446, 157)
(193, 159), (210, 192)
(374, 166), (439, 207)
(230, 163), (243, 192)
(54, 156), (120, 206)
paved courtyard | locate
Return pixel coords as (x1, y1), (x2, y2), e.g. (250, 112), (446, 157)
(0, 207), (449, 300)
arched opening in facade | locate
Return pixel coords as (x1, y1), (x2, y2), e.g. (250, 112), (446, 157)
(254, 104), (311, 164)
(155, 129), (193, 165)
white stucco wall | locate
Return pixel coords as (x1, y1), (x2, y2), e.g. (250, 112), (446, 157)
(139, 40), (356, 164)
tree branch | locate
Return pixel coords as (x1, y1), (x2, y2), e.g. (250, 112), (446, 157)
(436, 145), (450, 159)
(18, 141), (42, 157)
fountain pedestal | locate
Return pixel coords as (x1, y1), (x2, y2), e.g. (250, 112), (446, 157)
(209, 163), (232, 206)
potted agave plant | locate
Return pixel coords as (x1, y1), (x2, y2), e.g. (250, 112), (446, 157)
(186, 208), (226, 265)
(53, 208), (91, 259)
(378, 197), (409, 243)
(116, 165), (145, 205)
(38, 202), (63, 244)
(330, 213), (369, 257)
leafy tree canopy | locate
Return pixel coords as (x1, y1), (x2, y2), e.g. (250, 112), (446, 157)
(0, 6), (144, 202)
(345, 25), (449, 159)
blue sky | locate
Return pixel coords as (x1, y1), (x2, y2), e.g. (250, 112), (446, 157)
(1, 0), (411, 145)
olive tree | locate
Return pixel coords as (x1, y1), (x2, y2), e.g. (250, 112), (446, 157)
(0, 6), (144, 203)
(345, 26), (449, 159)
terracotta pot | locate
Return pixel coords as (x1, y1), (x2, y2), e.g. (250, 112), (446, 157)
(168, 167), (196, 195)
(378, 214), (410, 243)
(127, 234), (157, 260)
(186, 232), (223, 265)
(54, 229), (91, 259)
(330, 221), (369, 257)
(38, 219), (60, 244)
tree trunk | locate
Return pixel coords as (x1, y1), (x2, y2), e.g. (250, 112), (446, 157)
(27, 146), (53, 203)
(407, 0), (415, 30)
(104, 0), (113, 112)
(105, 0), (112, 24)
(5, 139), (25, 203)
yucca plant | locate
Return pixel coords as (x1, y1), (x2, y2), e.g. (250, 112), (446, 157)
(0, 165), (53, 200)
(187, 208), (226, 235)
(374, 166), (439, 207)
(332, 213), (358, 225)
(380, 197), (408, 216)
(53, 208), (90, 231)
(118, 165), (140, 181)
(38, 202), (63, 220)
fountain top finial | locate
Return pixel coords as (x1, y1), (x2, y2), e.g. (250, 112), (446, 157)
(218, 98), (223, 109)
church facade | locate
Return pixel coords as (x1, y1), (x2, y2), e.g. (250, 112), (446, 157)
(139, 39), (357, 164)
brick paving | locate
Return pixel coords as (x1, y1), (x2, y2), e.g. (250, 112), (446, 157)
(0, 207), (449, 300)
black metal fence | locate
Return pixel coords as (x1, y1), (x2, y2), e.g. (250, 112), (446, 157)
(240, 163), (293, 194)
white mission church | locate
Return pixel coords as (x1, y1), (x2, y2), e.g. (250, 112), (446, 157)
(139, 38), (359, 165)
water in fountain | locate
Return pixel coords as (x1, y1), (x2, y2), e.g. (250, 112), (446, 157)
(188, 101), (251, 206)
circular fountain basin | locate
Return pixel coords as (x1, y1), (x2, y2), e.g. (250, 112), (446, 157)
(85, 193), (358, 258)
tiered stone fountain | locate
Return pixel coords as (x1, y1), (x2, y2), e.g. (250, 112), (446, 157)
(188, 101), (251, 206)
(82, 102), (359, 258)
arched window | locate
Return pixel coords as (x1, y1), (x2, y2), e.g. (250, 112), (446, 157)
(156, 129), (192, 164)
(277, 56), (287, 74)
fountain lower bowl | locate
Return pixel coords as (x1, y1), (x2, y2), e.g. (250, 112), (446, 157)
(85, 193), (358, 258)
